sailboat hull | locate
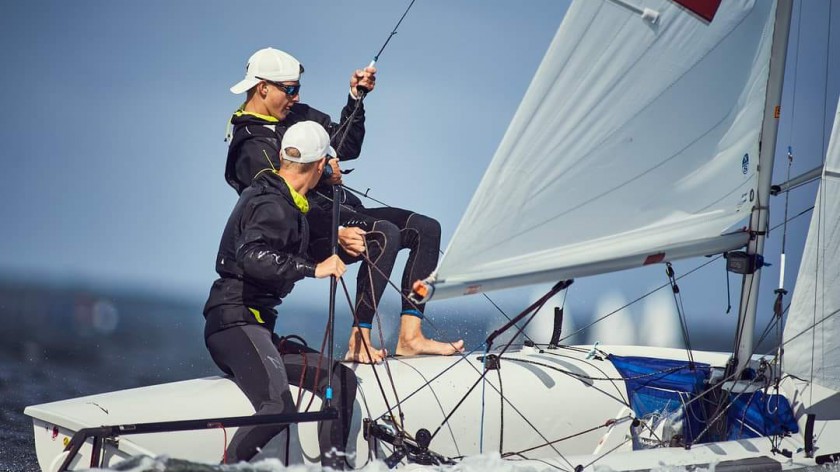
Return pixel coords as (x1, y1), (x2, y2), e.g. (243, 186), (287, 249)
(24, 344), (838, 470)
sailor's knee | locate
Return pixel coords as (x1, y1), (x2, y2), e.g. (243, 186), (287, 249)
(374, 220), (400, 238)
(411, 214), (441, 241)
(256, 398), (296, 416)
(370, 220), (401, 250)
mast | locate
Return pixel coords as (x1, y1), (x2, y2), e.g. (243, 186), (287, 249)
(733, 0), (793, 376)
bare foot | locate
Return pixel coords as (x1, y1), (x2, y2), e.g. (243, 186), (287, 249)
(344, 327), (387, 364)
(395, 315), (465, 357)
(395, 313), (464, 356)
(396, 335), (464, 356)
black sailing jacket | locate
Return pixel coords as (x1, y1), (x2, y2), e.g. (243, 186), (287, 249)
(224, 96), (366, 195)
(203, 171), (317, 337)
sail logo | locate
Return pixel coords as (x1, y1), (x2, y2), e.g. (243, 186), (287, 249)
(670, 0), (722, 23)
(742, 154), (749, 174)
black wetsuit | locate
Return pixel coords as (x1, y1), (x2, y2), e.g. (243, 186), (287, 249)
(225, 101), (442, 327)
(203, 172), (356, 467)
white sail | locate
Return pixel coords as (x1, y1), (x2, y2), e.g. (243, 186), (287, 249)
(783, 97), (840, 392)
(432, 0), (779, 299)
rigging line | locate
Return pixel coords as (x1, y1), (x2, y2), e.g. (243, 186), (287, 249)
(429, 371), (488, 441)
(370, 343), (487, 422)
(370, 0), (418, 65)
(329, 0), (418, 147)
(479, 344), (489, 453)
(431, 340), (577, 464)
(772, 204), (813, 230)
(808, 183), (823, 389)
(666, 263), (695, 367)
(501, 416), (631, 458)
(353, 248), (473, 361)
(486, 282), (571, 355)
(785, 0), (803, 149)
(387, 355), (464, 455)
(371, 353), (581, 453)
(782, 306), (840, 348)
(725, 260), (733, 313)
(559, 255), (722, 344)
(499, 298), (548, 357)
(480, 289), (535, 344)
(337, 265), (576, 463)
(808, 0), (834, 399)
(676, 285), (693, 362)
(340, 184), (529, 343)
(497, 367), (504, 456)
(579, 436), (633, 471)
(821, 0), (833, 163)
(329, 97), (365, 153)
(538, 349), (628, 404)
(774, 299), (784, 387)
(491, 386), (576, 470)
(361, 237), (407, 428)
(312, 188), (479, 355)
(753, 307), (785, 355)
(677, 323), (793, 423)
(780, 149), (794, 257)
(500, 354), (699, 410)
(338, 279), (405, 434)
(500, 357), (685, 383)
(554, 344), (590, 353)
(323, 0), (416, 153)
(496, 357), (630, 407)
(753, 323), (780, 363)
(676, 367), (743, 412)
(342, 184), (393, 207)
(477, 289), (552, 448)
(302, 323), (331, 412)
(690, 380), (759, 445)
(774, 149), (794, 381)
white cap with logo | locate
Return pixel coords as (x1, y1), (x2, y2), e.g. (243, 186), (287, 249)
(230, 47), (302, 94)
(281, 121), (337, 164)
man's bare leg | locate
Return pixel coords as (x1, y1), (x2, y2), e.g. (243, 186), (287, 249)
(395, 314), (464, 356)
(344, 326), (387, 364)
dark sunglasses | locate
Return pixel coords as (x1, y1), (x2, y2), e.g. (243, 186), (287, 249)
(257, 77), (301, 96)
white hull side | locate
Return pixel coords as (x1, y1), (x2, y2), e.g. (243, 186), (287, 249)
(25, 345), (839, 470)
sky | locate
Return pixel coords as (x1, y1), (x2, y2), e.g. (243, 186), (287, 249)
(0, 1), (838, 349)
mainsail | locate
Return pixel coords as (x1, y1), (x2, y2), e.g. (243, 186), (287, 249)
(783, 97), (840, 392)
(431, 0), (780, 299)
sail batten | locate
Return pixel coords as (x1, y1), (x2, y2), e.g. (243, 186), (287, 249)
(432, 0), (779, 300)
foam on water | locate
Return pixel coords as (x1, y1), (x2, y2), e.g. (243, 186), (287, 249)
(86, 454), (840, 472)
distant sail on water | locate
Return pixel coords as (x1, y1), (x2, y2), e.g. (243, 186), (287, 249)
(431, 0), (779, 299)
(783, 97), (840, 392)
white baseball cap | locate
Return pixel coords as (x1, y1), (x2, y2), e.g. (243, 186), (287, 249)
(230, 47), (303, 94)
(281, 121), (337, 164)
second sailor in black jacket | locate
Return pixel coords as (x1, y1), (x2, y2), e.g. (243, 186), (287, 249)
(204, 120), (361, 467)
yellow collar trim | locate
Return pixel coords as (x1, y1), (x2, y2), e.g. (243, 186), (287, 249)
(233, 110), (279, 123)
(283, 179), (310, 214)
